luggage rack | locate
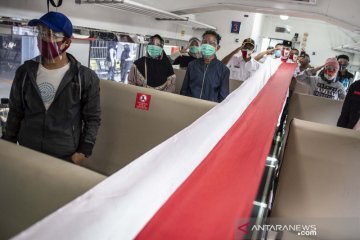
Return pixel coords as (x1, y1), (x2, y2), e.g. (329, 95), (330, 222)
(75, 0), (216, 30)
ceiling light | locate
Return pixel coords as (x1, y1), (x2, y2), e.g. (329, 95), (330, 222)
(280, 15), (289, 20)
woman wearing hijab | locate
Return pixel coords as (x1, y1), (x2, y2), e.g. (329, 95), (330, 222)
(128, 34), (176, 92)
(173, 37), (201, 68)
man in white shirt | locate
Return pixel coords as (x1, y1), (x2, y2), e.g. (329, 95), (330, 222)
(221, 38), (260, 81)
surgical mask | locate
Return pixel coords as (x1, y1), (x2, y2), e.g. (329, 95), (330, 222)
(147, 45), (163, 58)
(324, 74), (336, 81)
(189, 46), (200, 54)
(241, 49), (253, 59)
(201, 44), (216, 58)
(274, 50), (281, 58)
(40, 39), (68, 60)
(282, 49), (290, 58)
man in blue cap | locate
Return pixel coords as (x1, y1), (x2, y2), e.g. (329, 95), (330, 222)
(3, 12), (101, 165)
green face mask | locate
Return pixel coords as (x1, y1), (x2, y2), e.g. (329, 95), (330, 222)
(189, 46), (200, 54)
(147, 45), (163, 58)
(201, 44), (216, 58)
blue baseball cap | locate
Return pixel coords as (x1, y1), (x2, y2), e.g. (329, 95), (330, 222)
(28, 11), (73, 38)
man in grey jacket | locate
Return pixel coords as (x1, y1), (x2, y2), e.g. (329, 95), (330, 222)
(3, 12), (101, 165)
(296, 58), (345, 101)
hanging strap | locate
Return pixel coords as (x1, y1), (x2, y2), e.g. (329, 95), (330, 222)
(144, 58), (148, 87)
(47, 0), (63, 12)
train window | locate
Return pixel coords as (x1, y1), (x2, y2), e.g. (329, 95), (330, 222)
(89, 40), (140, 83)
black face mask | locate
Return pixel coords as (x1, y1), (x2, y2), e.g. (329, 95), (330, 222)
(340, 64), (348, 71)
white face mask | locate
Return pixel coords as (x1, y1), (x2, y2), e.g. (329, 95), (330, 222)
(283, 49), (290, 58)
(324, 73), (336, 81)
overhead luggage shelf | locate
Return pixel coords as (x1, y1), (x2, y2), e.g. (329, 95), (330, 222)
(174, 18), (217, 30)
(75, 0), (216, 30)
(333, 42), (360, 55)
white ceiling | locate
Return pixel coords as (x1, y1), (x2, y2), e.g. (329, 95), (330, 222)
(133, 0), (360, 32)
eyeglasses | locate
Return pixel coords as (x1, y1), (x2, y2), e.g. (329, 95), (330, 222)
(148, 42), (163, 48)
(242, 43), (254, 50)
(201, 40), (217, 47)
(324, 66), (337, 72)
(34, 26), (65, 40)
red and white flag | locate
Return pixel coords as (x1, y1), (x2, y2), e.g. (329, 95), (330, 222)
(13, 58), (296, 240)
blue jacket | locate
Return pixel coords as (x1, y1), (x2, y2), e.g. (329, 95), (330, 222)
(180, 57), (230, 102)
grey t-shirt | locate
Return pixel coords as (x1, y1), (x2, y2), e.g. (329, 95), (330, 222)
(296, 69), (346, 100)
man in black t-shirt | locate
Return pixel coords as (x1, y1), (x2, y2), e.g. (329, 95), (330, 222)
(336, 54), (354, 90)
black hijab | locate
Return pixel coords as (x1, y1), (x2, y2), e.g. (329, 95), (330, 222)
(133, 50), (174, 88)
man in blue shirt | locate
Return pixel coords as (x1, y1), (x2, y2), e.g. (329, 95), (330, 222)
(180, 30), (230, 103)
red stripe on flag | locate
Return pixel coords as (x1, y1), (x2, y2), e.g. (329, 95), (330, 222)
(136, 63), (297, 240)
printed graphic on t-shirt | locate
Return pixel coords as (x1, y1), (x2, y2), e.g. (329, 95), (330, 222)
(313, 83), (339, 99)
(38, 82), (56, 103)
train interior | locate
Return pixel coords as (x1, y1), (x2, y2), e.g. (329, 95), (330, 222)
(0, 0), (359, 239)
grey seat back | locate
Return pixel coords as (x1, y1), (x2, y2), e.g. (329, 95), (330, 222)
(0, 140), (105, 239)
(174, 68), (186, 94)
(84, 81), (216, 175)
(288, 92), (343, 126)
(174, 69), (242, 94)
(229, 79), (244, 93)
(271, 119), (360, 239)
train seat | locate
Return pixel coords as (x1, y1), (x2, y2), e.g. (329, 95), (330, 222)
(174, 68), (186, 94)
(287, 92), (343, 126)
(229, 79), (244, 93)
(173, 68), (244, 94)
(271, 119), (360, 239)
(0, 140), (106, 239)
(83, 80), (216, 176)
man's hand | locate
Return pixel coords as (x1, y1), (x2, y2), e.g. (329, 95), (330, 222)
(254, 49), (274, 61)
(180, 47), (188, 54)
(71, 152), (86, 165)
(266, 49), (275, 55)
(311, 65), (324, 75)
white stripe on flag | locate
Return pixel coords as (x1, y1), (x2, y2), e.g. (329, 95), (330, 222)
(13, 58), (281, 240)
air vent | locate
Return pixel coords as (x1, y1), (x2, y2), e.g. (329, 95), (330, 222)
(269, 0), (316, 5)
(291, 0), (316, 4)
(275, 27), (290, 33)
